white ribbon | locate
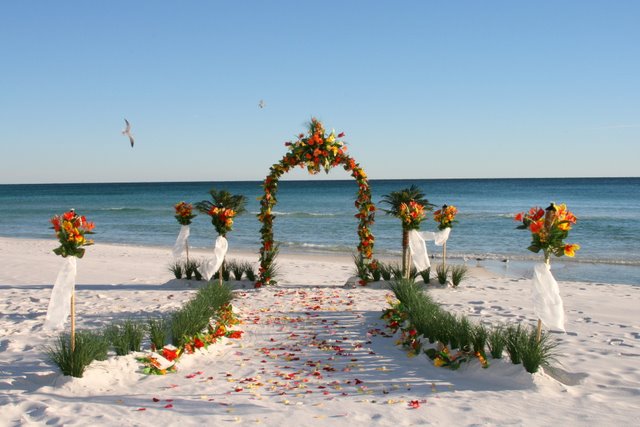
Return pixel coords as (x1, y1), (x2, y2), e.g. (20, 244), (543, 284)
(201, 236), (228, 281)
(408, 228), (452, 271)
(172, 225), (190, 259)
(44, 257), (77, 331)
(532, 263), (566, 332)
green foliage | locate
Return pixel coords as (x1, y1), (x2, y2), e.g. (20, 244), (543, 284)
(519, 329), (560, 373)
(170, 282), (233, 347)
(148, 317), (168, 351)
(353, 253), (370, 281)
(47, 331), (108, 377)
(419, 268), (431, 284)
(488, 325), (507, 359)
(472, 323), (489, 354)
(168, 261), (183, 279)
(378, 262), (392, 281)
(380, 185), (435, 223)
(505, 324), (525, 364)
(106, 320), (145, 356)
(184, 259), (200, 280)
(243, 262), (256, 282)
(436, 264), (449, 285)
(450, 265), (468, 287)
(228, 259), (245, 280)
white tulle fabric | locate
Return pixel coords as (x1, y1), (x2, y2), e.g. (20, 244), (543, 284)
(201, 236), (228, 281)
(172, 225), (190, 259)
(44, 257), (77, 331)
(532, 263), (566, 332)
(408, 228), (452, 271)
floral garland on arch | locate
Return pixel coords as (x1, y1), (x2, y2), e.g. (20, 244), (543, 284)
(256, 118), (376, 287)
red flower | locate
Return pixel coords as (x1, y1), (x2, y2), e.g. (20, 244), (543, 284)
(529, 220), (544, 234)
(408, 400), (421, 409)
(337, 132), (345, 138)
(193, 337), (205, 349)
(162, 347), (179, 361)
(514, 212), (524, 222)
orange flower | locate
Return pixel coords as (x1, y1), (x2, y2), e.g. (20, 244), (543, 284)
(514, 212), (524, 222)
(529, 220), (544, 234)
(564, 243), (580, 257)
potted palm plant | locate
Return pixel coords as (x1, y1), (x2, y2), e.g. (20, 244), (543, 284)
(381, 185), (434, 278)
(196, 189), (247, 284)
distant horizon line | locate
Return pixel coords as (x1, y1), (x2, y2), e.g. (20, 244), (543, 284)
(1, 176), (638, 186)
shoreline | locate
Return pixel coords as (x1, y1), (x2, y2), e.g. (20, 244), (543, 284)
(2, 235), (637, 286)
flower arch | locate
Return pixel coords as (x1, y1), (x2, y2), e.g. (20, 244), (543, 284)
(256, 119), (376, 287)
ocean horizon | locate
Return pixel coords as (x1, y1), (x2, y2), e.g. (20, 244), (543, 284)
(1, 177), (638, 285)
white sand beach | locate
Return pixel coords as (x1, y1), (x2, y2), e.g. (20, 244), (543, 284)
(1, 237), (639, 426)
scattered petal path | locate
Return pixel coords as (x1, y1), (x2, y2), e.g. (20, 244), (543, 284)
(143, 285), (440, 424)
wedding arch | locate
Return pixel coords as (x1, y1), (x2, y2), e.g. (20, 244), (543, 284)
(255, 119), (376, 287)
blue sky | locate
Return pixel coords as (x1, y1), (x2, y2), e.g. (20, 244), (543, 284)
(1, 1), (638, 183)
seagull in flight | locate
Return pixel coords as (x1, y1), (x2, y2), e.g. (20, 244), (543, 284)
(122, 119), (134, 147)
(258, 99), (265, 109)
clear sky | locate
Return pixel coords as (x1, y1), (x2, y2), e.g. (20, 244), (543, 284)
(1, 1), (638, 184)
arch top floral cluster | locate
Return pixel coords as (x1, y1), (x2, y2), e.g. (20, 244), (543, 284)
(256, 118), (375, 287)
(283, 118), (349, 175)
(434, 205), (458, 230)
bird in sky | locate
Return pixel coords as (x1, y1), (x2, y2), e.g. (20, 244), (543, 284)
(122, 119), (135, 147)
(258, 99), (265, 109)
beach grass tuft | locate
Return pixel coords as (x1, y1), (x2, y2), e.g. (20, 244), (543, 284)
(450, 265), (468, 287)
(148, 317), (168, 351)
(488, 325), (507, 359)
(168, 261), (183, 279)
(47, 330), (109, 377)
(436, 264), (449, 285)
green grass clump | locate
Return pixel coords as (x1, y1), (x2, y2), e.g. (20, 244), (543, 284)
(518, 329), (559, 374)
(47, 331), (109, 377)
(419, 268), (431, 284)
(170, 282), (234, 347)
(244, 262), (256, 281)
(472, 323), (489, 354)
(436, 264), (449, 285)
(488, 325), (507, 359)
(106, 320), (145, 356)
(148, 317), (169, 350)
(378, 262), (392, 281)
(168, 261), (183, 279)
(450, 265), (468, 287)
(505, 324), (525, 364)
(353, 254), (370, 282)
(229, 259), (245, 280)
(184, 260), (200, 280)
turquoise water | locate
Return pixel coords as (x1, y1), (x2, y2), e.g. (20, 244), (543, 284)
(0, 178), (638, 285)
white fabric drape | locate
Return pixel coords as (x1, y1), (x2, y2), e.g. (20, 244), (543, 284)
(44, 257), (77, 331)
(408, 228), (452, 271)
(532, 263), (566, 332)
(201, 236), (228, 281)
(172, 225), (190, 259)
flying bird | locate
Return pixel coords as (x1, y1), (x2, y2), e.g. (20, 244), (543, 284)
(122, 119), (135, 147)
(258, 99), (265, 109)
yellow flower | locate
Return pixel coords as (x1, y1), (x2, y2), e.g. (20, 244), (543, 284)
(434, 358), (446, 367)
(564, 243), (580, 257)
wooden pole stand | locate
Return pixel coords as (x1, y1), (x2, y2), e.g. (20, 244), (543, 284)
(70, 293), (76, 352)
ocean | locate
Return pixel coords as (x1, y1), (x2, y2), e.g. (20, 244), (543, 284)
(1, 178), (638, 285)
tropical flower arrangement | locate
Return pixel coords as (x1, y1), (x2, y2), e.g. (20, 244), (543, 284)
(196, 189), (246, 237)
(398, 200), (426, 230)
(174, 201), (196, 225)
(50, 210), (95, 258)
(433, 204), (458, 230)
(206, 206), (236, 236)
(137, 303), (243, 375)
(514, 203), (580, 260)
(257, 118), (375, 287)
